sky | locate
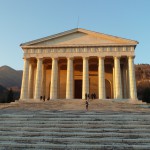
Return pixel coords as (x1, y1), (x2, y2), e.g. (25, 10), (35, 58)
(0, 0), (150, 70)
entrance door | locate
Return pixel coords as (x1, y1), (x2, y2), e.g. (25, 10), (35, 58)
(74, 80), (82, 99)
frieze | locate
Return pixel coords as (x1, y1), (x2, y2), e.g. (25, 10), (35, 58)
(24, 46), (134, 54)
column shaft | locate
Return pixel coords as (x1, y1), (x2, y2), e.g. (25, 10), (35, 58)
(122, 65), (127, 98)
(41, 64), (46, 97)
(34, 58), (43, 99)
(82, 57), (89, 99)
(20, 59), (29, 99)
(113, 67), (116, 99)
(98, 57), (106, 99)
(66, 57), (74, 99)
(50, 58), (58, 99)
(128, 56), (137, 100)
(114, 57), (122, 99)
(28, 63), (34, 99)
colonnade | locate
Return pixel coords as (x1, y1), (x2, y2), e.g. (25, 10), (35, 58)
(20, 56), (137, 101)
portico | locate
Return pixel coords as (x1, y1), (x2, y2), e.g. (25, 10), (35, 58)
(20, 28), (138, 101)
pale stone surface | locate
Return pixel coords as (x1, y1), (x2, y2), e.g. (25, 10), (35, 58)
(82, 57), (89, 99)
(98, 57), (106, 99)
(122, 65), (127, 98)
(50, 58), (58, 99)
(114, 57), (122, 99)
(28, 62), (34, 98)
(66, 57), (74, 99)
(128, 56), (137, 100)
(20, 59), (29, 100)
(41, 64), (46, 96)
(34, 58), (43, 99)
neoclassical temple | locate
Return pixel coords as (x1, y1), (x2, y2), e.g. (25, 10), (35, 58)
(20, 28), (138, 101)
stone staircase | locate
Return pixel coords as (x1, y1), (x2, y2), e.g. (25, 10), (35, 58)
(0, 110), (150, 149)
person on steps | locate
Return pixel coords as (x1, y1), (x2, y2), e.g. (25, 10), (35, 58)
(85, 100), (89, 111)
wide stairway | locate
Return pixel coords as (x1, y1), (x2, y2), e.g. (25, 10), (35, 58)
(0, 110), (150, 149)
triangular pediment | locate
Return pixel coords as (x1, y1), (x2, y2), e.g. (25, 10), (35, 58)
(21, 28), (138, 47)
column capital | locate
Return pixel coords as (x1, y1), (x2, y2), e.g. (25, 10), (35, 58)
(23, 58), (30, 61)
(98, 56), (105, 60)
(82, 57), (89, 60)
(36, 58), (43, 62)
(128, 56), (135, 59)
(52, 57), (59, 61)
(113, 56), (121, 59)
(67, 57), (74, 60)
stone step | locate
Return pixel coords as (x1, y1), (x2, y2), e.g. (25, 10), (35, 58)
(1, 126), (150, 133)
(1, 120), (150, 126)
(0, 116), (150, 121)
(1, 110), (150, 149)
(0, 143), (150, 150)
(1, 122), (150, 129)
(0, 131), (150, 138)
(1, 112), (150, 116)
(0, 136), (150, 144)
(1, 111), (149, 115)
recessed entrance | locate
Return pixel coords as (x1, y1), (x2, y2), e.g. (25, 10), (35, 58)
(105, 79), (111, 99)
(74, 80), (82, 99)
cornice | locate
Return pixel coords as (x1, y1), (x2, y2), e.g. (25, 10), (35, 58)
(22, 44), (136, 49)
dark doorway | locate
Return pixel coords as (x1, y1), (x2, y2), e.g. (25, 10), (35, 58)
(105, 79), (111, 99)
(75, 80), (82, 99)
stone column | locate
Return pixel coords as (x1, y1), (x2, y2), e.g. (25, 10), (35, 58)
(126, 65), (129, 98)
(66, 57), (74, 99)
(28, 62), (34, 99)
(113, 67), (116, 99)
(82, 57), (89, 99)
(20, 58), (29, 100)
(34, 58), (43, 99)
(98, 57), (106, 99)
(41, 64), (46, 97)
(128, 56), (137, 100)
(114, 57), (122, 99)
(122, 65), (127, 98)
(50, 58), (58, 99)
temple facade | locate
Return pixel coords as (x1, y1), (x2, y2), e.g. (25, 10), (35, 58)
(20, 28), (138, 101)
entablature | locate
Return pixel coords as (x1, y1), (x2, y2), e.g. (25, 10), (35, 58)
(23, 46), (135, 59)
(23, 46), (135, 55)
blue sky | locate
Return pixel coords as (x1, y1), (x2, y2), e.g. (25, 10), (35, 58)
(0, 0), (150, 70)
